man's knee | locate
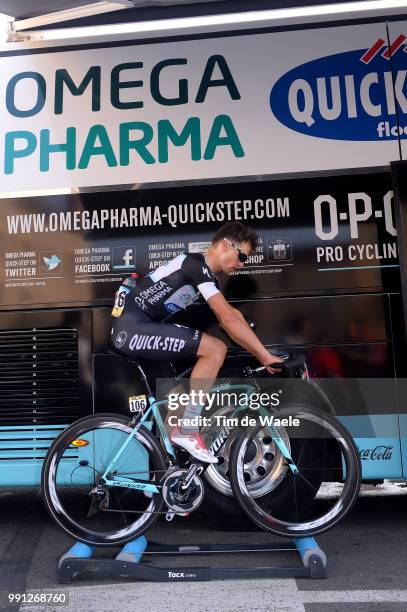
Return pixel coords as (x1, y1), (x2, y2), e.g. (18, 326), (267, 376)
(198, 335), (227, 362)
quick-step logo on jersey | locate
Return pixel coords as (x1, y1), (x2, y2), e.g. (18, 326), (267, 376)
(129, 333), (186, 352)
(270, 34), (407, 140)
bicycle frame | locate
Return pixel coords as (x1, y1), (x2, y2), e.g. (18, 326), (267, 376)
(101, 396), (170, 494)
(100, 380), (298, 494)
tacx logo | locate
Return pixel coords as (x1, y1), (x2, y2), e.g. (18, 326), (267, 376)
(168, 572), (185, 578)
(270, 34), (407, 141)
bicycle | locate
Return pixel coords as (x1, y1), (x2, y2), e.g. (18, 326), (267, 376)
(41, 353), (361, 546)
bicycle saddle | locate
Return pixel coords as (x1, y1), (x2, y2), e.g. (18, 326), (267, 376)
(108, 347), (142, 366)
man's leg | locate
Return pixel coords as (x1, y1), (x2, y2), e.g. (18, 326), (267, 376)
(111, 314), (226, 463)
(192, 333), (228, 381)
(186, 332), (227, 411)
(172, 334), (227, 462)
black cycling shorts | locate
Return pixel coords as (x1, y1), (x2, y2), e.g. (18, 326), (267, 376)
(111, 309), (202, 361)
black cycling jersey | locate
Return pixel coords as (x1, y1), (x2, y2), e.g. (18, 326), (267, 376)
(112, 252), (220, 321)
(111, 252), (220, 361)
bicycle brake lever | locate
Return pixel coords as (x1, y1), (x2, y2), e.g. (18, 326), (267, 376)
(252, 366), (266, 373)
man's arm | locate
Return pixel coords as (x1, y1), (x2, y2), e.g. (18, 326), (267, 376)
(207, 293), (282, 373)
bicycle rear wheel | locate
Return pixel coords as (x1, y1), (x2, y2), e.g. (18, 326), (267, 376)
(42, 414), (167, 546)
(229, 405), (361, 537)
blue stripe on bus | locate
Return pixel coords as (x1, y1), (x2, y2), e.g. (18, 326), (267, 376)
(0, 422), (153, 487)
(0, 417), (404, 486)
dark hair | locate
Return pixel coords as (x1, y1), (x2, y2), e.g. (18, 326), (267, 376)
(212, 221), (258, 251)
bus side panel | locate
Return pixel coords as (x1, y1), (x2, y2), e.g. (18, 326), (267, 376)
(0, 309), (92, 486)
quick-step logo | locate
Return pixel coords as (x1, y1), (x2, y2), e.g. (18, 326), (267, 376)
(270, 34), (407, 140)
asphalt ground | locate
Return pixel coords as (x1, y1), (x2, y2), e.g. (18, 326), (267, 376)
(0, 482), (406, 612)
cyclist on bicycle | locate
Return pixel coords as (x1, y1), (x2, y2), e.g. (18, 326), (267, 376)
(111, 221), (283, 463)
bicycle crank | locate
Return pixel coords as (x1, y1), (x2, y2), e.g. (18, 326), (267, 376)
(162, 466), (204, 514)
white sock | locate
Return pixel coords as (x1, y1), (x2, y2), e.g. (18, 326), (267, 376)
(180, 403), (204, 435)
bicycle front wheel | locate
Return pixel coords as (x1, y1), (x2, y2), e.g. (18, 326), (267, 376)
(42, 414), (167, 546)
(229, 405), (361, 537)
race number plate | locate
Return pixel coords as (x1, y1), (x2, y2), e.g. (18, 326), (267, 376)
(111, 286), (130, 318)
(129, 395), (148, 413)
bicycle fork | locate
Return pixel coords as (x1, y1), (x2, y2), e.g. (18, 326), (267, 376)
(262, 420), (299, 476)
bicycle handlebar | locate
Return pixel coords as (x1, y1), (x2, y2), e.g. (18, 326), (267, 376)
(245, 353), (307, 377)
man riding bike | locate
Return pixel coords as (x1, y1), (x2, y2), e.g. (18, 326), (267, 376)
(111, 221), (283, 463)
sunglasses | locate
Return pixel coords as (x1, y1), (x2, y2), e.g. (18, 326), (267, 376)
(224, 238), (249, 263)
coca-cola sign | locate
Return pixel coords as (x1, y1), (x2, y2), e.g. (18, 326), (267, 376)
(357, 445), (393, 461)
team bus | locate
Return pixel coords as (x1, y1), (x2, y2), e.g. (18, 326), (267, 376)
(0, 1), (406, 526)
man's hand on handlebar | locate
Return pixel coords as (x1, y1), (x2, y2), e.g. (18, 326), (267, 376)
(263, 354), (284, 375)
